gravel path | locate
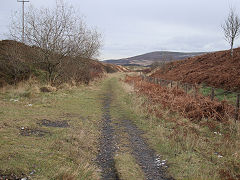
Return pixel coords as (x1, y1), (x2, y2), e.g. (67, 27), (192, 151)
(97, 83), (120, 180)
(120, 119), (173, 180)
(97, 80), (173, 180)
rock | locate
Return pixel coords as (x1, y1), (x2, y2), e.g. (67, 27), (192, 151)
(30, 170), (36, 175)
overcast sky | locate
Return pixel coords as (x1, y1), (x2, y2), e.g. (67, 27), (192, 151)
(1, 0), (240, 60)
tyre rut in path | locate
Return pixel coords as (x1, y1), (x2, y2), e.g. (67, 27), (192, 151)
(97, 80), (173, 180)
(97, 82), (119, 180)
(118, 119), (173, 180)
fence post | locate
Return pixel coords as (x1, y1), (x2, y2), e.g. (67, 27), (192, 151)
(211, 88), (215, 101)
(185, 84), (188, 93)
(235, 94), (240, 122)
(194, 86), (197, 98)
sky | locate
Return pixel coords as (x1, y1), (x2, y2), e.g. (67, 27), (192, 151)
(1, 0), (240, 60)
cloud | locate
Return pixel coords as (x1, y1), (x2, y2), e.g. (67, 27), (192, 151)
(1, 0), (240, 59)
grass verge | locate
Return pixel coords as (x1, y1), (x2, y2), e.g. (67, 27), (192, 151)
(118, 76), (240, 179)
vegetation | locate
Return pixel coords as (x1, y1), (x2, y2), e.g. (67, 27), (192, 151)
(0, 76), (112, 179)
(151, 47), (240, 91)
(0, 40), (121, 88)
(114, 153), (145, 180)
(1, 1), (240, 179)
(200, 86), (237, 104)
(123, 74), (240, 179)
(7, 0), (102, 85)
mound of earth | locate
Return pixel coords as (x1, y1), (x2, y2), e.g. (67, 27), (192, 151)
(151, 48), (240, 91)
(0, 40), (125, 86)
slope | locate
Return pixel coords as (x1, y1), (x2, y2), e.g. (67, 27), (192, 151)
(151, 48), (240, 91)
(0, 40), (124, 86)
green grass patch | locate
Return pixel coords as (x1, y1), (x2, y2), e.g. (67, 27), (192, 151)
(200, 86), (237, 104)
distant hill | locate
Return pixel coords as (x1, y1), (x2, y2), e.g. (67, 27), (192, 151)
(104, 51), (206, 66)
(150, 48), (240, 91)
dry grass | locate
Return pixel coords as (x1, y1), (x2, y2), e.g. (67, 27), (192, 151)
(114, 153), (145, 180)
(121, 75), (240, 179)
(0, 78), (106, 179)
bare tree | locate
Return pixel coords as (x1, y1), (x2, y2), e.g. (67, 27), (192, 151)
(10, 1), (102, 83)
(221, 8), (240, 57)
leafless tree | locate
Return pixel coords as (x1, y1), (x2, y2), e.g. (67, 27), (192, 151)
(9, 0), (102, 83)
(150, 54), (173, 72)
(221, 8), (240, 56)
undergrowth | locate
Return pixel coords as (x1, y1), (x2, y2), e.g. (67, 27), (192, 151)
(122, 75), (240, 179)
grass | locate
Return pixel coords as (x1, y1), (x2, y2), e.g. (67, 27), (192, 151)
(119, 76), (240, 179)
(2, 73), (239, 179)
(114, 153), (145, 180)
(99, 74), (145, 180)
(0, 79), (104, 179)
(200, 85), (237, 104)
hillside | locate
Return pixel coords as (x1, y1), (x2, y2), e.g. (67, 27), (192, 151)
(0, 40), (125, 86)
(104, 51), (206, 66)
(150, 48), (240, 91)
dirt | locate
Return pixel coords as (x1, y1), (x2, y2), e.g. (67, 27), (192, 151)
(0, 171), (27, 180)
(20, 127), (50, 137)
(97, 81), (172, 180)
(37, 119), (69, 128)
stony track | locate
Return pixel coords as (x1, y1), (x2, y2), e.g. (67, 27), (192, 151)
(97, 79), (172, 180)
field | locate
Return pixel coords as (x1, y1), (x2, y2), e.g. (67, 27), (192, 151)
(0, 79), (104, 179)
